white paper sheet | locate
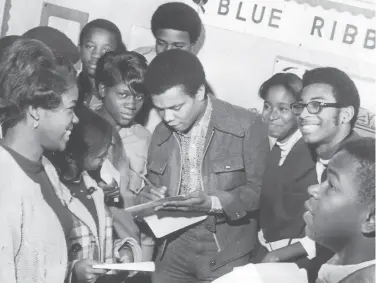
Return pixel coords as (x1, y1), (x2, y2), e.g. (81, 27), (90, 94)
(100, 159), (120, 185)
(144, 211), (207, 238)
(212, 263), (308, 283)
(92, 262), (155, 272)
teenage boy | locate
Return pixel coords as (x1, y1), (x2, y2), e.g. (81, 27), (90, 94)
(135, 2), (208, 133)
(140, 49), (269, 283)
(213, 137), (375, 283)
(304, 137), (375, 283)
(262, 67), (361, 282)
(134, 2), (202, 62)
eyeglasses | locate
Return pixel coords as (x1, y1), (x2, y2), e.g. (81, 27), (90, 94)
(290, 101), (343, 115)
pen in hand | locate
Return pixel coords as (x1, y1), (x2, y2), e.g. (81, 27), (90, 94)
(128, 165), (168, 200)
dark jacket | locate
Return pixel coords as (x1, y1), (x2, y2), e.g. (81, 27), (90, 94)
(145, 97), (269, 270)
(260, 137), (317, 242)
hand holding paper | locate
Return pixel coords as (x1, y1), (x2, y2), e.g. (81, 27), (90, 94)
(158, 190), (212, 213)
(125, 195), (187, 219)
(139, 185), (168, 202)
(73, 259), (107, 283)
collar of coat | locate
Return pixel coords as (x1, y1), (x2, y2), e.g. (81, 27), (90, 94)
(154, 96), (246, 146)
(54, 171), (107, 247)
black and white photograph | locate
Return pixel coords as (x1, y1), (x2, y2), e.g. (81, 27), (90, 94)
(0, 0), (375, 283)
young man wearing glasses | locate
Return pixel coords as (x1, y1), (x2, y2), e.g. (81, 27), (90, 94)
(263, 67), (361, 283)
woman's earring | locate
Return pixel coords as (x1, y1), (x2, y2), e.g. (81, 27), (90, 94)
(33, 120), (39, 129)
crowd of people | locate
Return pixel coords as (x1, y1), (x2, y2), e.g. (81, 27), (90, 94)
(0, 2), (374, 283)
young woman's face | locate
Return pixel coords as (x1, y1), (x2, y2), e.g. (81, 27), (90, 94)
(83, 143), (110, 171)
(79, 28), (118, 77)
(38, 85), (79, 152)
(262, 85), (299, 142)
(102, 82), (145, 128)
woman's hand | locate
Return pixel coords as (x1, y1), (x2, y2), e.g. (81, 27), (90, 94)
(73, 259), (107, 282)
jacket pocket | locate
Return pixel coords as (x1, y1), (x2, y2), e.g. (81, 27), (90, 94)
(147, 160), (168, 175)
(212, 155), (245, 191)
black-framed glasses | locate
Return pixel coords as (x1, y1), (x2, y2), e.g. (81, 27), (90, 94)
(291, 101), (343, 115)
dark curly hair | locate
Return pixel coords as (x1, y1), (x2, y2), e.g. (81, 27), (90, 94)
(151, 2), (202, 44)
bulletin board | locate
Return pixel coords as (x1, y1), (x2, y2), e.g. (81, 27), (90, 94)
(40, 2), (89, 45)
(273, 56), (375, 137)
(40, 2), (89, 71)
(128, 25), (154, 51)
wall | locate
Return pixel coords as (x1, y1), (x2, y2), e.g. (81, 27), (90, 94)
(4, 0), (375, 113)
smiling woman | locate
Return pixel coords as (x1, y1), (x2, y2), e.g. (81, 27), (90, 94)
(0, 39), (78, 283)
(259, 72), (302, 143)
(257, 71), (318, 269)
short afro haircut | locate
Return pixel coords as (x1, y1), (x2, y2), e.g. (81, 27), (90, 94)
(259, 73), (302, 101)
(337, 137), (375, 207)
(302, 67), (360, 128)
(144, 49), (205, 97)
(79, 18), (126, 52)
(151, 2), (202, 44)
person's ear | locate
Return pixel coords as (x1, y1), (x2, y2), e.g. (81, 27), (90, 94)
(361, 206), (375, 236)
(28, 105), (40, 129)
(98, 84), (106, 99)
(340, 106), (355, 124)
(195, 85), (206, 101)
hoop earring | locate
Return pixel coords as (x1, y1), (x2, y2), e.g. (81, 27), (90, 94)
(33, 120), (39, 129)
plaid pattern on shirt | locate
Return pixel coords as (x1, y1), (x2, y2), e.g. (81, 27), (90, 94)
(56, 172), (142, 283)
(67, 205), (114, 263)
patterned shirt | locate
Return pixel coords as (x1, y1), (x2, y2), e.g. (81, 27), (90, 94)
(176, 97), (213, 195)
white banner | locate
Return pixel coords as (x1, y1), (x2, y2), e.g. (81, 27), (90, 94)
(202, 0), (376, 63)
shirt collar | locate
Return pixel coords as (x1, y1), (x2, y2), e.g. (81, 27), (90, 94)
(276, 130), (302, 155)
(318, 255), (375, 283)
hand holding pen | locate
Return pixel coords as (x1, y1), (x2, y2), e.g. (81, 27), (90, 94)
(129, 166), (168, 202)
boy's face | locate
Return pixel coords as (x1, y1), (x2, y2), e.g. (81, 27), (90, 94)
(298, 83), (342, 145)
(79, 28), (117, 77)
(155, 29), (193, 54)
(304, 151), (367, 251)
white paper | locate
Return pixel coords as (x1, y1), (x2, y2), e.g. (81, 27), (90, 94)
(212, 263), (308, 283)
(100, 159), (120, 185)
(144, 211), (207, 238)
(92, 261), (155, 272)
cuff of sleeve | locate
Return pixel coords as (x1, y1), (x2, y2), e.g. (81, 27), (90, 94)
(209, 196), (223, 214)
(298, 236), (316, 259)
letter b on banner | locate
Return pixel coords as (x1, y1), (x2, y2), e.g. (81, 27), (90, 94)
(218, 0), (230, 15)
(364, 29), (375, 49)
(343, 24), (358, 44)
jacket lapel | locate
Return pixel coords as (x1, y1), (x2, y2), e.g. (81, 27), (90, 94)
(82, 172), (106, 260)
(43, 160), (100, 246)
